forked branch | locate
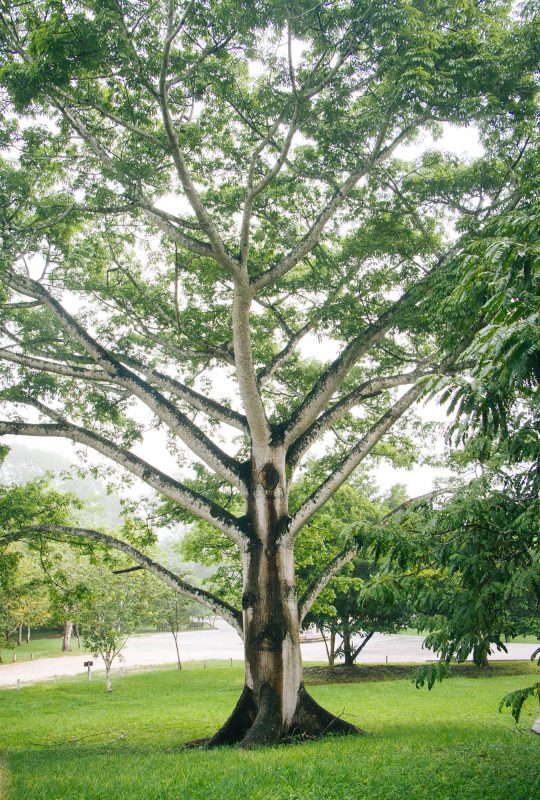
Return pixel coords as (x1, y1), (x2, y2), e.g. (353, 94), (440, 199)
(288, 385), (422, 537)
(4, 271), (246, 491)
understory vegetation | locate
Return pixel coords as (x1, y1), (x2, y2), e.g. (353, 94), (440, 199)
(0, 665), (538, 800)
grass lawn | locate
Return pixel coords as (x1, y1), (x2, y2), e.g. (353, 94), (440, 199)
(0, 663), (538, 800)
(0, 637), (89, 665)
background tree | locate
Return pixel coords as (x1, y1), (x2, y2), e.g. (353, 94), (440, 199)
(151, 583), (206, 670)
(358, 471), (539, 684)
(0, 472), (80, 658)
(6, 552), (50, 646)
(79, 565), (162, 692)
(306, 560), (412, 668)
(0, 0), (538, 745)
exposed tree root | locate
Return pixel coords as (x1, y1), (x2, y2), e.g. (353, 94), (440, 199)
(291, 688), (365, 737)
(206, 686), (257, 747)
(200, 684), (364, 749)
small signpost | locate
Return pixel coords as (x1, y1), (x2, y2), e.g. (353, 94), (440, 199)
(84, 660), (94, 681)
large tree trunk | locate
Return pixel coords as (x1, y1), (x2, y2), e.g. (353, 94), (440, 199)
(17, 624), (23, 646)
(62, 619), (73, 652)
(206, 452), (362, 748)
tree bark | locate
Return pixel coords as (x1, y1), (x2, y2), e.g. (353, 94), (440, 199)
(473, 643), (490, 668)
(206, 451), (363, 748)
(17, 624), (23, 646)
(342, 625), (354, 666)
(172, 631), (182, 670)
(62, 619), (73, 652)
(26, 625), (31, 644)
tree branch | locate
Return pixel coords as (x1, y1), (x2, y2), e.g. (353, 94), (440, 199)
(231, 285), (270, 445)
(251, 119), (423, 292)
(240, 105), (299, 266)
(287, 364), (434, 467)
(282, 243), (460, 449)
(299, 545), (357, 622)
(0, 347), (248, 434)
(298, 488), (454, 621)
(4, 272), (246, 491)
(1, 527), (243, 636)
(0, 420), (246, 545)
(288, 385), (422, 537)
(52, 98), (226, 265)
(130, 362), (248, 433)
(258, 320), (312, 386)
(158, 2), (242, 279)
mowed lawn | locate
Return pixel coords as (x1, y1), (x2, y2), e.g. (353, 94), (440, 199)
(0, 636), (87, 665)
(0, 665), (539, 800)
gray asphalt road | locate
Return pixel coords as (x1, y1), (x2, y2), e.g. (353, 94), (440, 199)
(0, 618), (536, 688)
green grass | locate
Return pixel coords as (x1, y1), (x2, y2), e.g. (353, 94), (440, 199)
(0, 637), (89, 665)
(0, 664), (538, 800)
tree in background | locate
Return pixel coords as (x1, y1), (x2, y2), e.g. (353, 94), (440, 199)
(6, 553), (50, 646)
(306, 559), (412, 668)
(151, 584), (206, 670)
(79, 566), (162, 692)
(357, 472), (539, 686)
(0, 0), (538, 745)
(0, 472), (80, 658)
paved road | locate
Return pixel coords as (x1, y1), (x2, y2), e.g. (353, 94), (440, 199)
(0, 619), (537, 688)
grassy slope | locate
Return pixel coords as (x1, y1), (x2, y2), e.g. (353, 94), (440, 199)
(0, 665), (539, 800)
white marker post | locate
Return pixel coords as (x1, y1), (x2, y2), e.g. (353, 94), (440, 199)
(84, 660), (93, 681)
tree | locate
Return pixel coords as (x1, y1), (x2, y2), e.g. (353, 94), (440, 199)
(79, 565), (160, 692)
(361, 472), (540, 684)
(420, 133), (540, 706)
(0, 0), (538, 746)
(46, 549), (97, 652)
(0, 472), (81, 658)
(151, 584), (205, 670)
(306, 560), (412, 668)
(6, 552), (51, 646)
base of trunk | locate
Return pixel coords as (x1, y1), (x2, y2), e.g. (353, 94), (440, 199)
(197, 685), (364, 749)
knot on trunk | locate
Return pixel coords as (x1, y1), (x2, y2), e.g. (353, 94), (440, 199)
(257, 463), (280, 492)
